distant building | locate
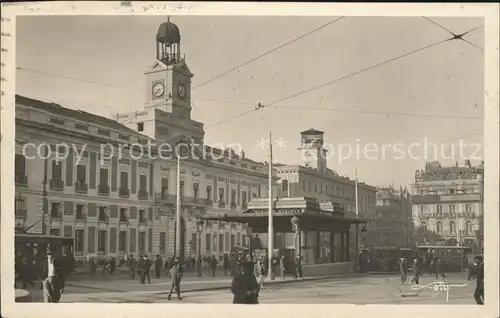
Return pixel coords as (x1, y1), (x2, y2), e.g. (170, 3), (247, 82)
(274, 129), (377, 253)
(411, 160), (484, 252)
(375, 186), (412, 248)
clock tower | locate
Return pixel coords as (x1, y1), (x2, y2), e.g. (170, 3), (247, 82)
(299, 129), (328, 172)
(144, 18), (193, 121)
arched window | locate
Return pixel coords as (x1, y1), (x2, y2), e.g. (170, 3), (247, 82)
(449, 221), (456, 234)
(465, 221), (473, 234)
(436, 221), (443, 234)
(420, 221), (427, 234)
(281, 180), (289, 191)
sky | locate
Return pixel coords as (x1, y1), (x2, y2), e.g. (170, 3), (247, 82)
(15, 16), (485, 188)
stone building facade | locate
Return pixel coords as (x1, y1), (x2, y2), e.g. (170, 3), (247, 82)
(14, 19), (273, 263)
(374, 186), (412, 248)
(411, 160), (484, 252)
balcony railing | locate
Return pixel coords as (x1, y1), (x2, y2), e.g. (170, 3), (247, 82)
(50, 212), (62, 219)
(15, 174), (28, 187)
(242, 202), (248, 210)
(138, 190), (148, 200)
(218, 201), (226, 208)
(119, 188), (130, 198)
(230, 201), (237, 208)
(155, 192), (176, 203)
(50, 179), (64, 191)
(98, 214), (109, 222)
(139, 218), (148, 225)
(15, 209), (27, 218)
(75, 181), (88, 193)
(98, 185), (110, 196)
(76, 212), (86, 220)
(119, 216), (129, 223)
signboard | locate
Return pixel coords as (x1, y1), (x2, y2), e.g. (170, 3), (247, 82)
(440, 194), (481, 202)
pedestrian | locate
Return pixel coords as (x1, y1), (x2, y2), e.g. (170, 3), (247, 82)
(435, 257), (446, 279)
(89, 257), (97, 276)
(167, 259), (183, 301)
(102, 257), (112, 275)
(231, 261), (260, 304)
(254, 259), (264, 289)
(140, 255), (152, 284)
(399, 257), (408, 292)
(279, 256), (285, 280)
(473, 255), (484, 305)
(223, 254), (229, 276)
(294, 256), (302, 279)
(155, 254), (162, 279)
(410, 259), (422, 285)
(210, 255), (218, 277)
(128, 255), (136, 280)
(40, 248), (64, 303)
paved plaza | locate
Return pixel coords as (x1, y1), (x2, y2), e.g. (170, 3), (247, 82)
(22, 271), (478, 304)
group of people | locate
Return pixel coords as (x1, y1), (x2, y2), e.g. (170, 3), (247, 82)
(398, 255), (484, 305)
(15, 248), (76, 303)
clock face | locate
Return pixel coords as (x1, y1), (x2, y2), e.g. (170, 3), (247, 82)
(177, 84), (186, 99)
(153, 82), (165, 97)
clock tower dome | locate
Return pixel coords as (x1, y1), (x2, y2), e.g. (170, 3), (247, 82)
(144, 17), (193, 120)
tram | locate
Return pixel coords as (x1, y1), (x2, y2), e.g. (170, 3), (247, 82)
(416, 245), (472, 272)
(363, 247), (420, 272)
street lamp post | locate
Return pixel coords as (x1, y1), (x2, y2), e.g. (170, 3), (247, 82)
(196, 217), (204, 277)
(361, 225), (368, 251)
(188, 240), (192, 259)
(246, 225), (253, 262)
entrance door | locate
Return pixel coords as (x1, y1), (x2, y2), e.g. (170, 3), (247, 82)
(283, 248), (295, 274)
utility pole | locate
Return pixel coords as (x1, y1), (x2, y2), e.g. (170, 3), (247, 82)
(355, 169), (359, 269)
(42, 146), (48, 234)
(175, 155), (182, 260)
(267, 132), (274, 280)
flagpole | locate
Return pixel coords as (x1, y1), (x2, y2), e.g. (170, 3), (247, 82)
(175, 155), (182, 260)
(268, 132), (274, 280)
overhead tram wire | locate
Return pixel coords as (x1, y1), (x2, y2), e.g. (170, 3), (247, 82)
(204, 22), (484, 130)
(422, 17), (484, 52)
(205, 39), (450, 129)
(198, 98), (482, 121)
(16, 64), (482, 124)
(191, 17), (346, 91)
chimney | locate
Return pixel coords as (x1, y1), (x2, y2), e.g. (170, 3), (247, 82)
(240, 150), (245, 159)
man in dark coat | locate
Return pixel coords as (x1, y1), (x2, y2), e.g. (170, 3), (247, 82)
(410, 259), (422, 285)
(155, 254), (163, 279)
(473, 255), (484, 305)
(399, 257), (408, 292)
(140, 255), (152, 284)
(223, 254), (229, 276)
(435, 257), (446, 279)
(231, 261), (260, 304)
(167, 259), (183, 300)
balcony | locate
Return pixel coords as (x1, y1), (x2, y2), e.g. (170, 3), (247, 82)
(98, 185), (110, 196)
(50, 179), (64, 191)
(230, 201), (237, 209)
(50, 212), (62, 219)
(242, 202), (248, 210)
(15, 209), (27, 219)
(138, 190), (148, 200)
(75, 181), (88, 194)
(119, 188), (130, 198)
(98, 214), (109, 223)
(155, 192), (176, 204)
(76, 212), (86, 220)
(139, 218), (148, 225)
(15, 175), (28, 187)
(218, 201), (226, 208)
(119, 216), (129, 223)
